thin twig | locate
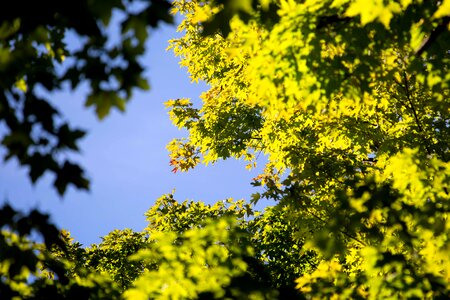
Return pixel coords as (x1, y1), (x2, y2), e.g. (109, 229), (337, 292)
(402, 71), (433, 155)
(415, 17), (450, 57)
(308, 209), (367, 247)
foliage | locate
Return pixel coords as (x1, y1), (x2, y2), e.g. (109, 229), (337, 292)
(1, 194), (316, 299)
(0, 204), (121, 299)
(0, 1), (173, 298)
(167, 0), (450, 298)
(87, 229), (147, 291)
(129, 194), (315, 299)
(143, 193), (316, 296)
(3, 0), (450, 298)
(127, 217), (256, 299)
(0, 0), (172, 195)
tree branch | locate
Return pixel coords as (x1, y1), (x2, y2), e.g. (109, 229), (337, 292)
(308, 209), (367, 247)
(402, 72), (433, 156)
(415, 16), (450, 57)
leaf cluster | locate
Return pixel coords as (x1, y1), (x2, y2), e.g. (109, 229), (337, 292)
(167, 0), (450, 298)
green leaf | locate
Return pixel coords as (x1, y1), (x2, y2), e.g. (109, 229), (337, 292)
(85, 91), (126, 120)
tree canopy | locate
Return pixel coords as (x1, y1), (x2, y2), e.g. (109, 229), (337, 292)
(166, 0), (450, 298)
(1, 194), (315, 298)
(2, 0), (450, 299)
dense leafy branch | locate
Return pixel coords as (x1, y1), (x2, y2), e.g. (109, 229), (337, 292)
(166, 0), (450, 298)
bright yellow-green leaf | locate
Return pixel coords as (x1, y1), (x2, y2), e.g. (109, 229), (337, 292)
(433, 0), (450, 18)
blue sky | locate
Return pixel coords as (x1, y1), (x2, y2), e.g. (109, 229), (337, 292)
(0, 21), (266, 246)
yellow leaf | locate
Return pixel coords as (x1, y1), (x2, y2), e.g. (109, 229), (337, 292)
(346, 0), (401, 28)
(433, 0), (450, 18)
(331, 0), (350, 8)
(191, 7), (210, 23)
(410, 21), (426, 51)
(15, 78), (27, 92)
